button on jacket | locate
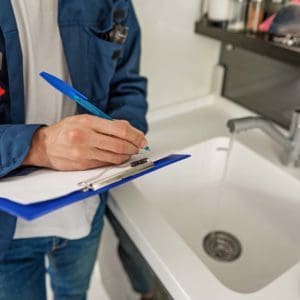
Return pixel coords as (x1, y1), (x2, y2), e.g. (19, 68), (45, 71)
(0, 0), (148, 259)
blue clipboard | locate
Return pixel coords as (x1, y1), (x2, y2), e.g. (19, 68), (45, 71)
(0, 154), (190, 220)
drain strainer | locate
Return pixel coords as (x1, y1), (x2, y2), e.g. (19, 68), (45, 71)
(203, 231), (242, 262)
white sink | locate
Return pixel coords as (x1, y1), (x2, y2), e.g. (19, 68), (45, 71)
(132, 137), (300, 294)
(108, 96), (300, 299)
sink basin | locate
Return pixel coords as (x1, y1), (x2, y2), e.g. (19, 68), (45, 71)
(132, 137), (300, 293)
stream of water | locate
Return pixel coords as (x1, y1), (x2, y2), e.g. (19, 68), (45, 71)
(212, 134), (236, 231)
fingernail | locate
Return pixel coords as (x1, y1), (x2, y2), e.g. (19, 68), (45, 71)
(141, 139), (148, 149)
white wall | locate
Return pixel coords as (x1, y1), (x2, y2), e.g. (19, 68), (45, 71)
(99, 1), (221, 299)
(134, 0), (221, 111)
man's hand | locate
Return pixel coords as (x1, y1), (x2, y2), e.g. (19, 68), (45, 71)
(23, 114), (148, 171)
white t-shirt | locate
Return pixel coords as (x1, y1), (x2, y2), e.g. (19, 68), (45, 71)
(12, 0), (100, 239)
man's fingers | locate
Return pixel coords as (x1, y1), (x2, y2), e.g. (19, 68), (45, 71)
(75, 115), (147, 148)
(47, 144), (131, 165)
(50, 157), (110, 171)
(88, 148), (131, 165)
(83, 131), (139, 155)
(110, 120), (147, 148)
(64, 146), (130, 165)
(63, 127), (139, 155)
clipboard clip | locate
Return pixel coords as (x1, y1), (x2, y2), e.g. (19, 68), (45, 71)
(78, 158), (154, 192)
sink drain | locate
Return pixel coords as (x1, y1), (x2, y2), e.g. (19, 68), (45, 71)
(203, 231), (242, 262)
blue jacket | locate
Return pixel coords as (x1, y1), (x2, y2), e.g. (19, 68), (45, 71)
(0, 0), (148, 259)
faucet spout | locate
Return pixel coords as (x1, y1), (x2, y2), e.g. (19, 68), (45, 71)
(227, 117), (292, 150)
(227, 111), (300, 167)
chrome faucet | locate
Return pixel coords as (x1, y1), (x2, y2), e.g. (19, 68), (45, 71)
(227, 110), (300, 167)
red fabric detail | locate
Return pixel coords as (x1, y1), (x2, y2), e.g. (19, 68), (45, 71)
(0, 87), (6, 97)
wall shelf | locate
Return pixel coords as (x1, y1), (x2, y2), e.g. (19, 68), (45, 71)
(195, 20), (300, 67)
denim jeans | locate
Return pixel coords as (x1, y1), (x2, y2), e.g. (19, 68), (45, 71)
(0, 197), (155, 300)
(0, 200), (106, 300)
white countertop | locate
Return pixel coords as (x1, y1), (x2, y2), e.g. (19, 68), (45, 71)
(109, 95), (300, 300)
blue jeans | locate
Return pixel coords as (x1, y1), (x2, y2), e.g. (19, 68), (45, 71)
(0, 198), (155, 300)
(0, 200), (106, 300)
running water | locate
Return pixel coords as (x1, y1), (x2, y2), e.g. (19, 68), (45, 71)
(212, 134), (236, 230)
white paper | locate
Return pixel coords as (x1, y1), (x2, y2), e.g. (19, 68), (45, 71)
(0, 152), (167, 205)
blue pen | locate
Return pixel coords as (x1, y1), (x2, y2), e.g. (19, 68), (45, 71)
(40, 71), (150, 151)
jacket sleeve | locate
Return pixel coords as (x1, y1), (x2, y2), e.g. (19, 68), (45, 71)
(107, 1), (148, 134)
(0, 124), (42, 178)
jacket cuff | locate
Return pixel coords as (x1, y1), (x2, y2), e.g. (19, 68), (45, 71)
(0, 124), (43, 177)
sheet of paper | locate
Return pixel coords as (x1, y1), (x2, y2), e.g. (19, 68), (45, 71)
(0, 152), (166, 205)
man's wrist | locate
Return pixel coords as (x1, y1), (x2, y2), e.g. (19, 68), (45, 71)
(23, 126), (49, 167)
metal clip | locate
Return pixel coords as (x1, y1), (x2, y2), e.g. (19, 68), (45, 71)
(78, 158), (154, 192)
(108, 24), (128, 45)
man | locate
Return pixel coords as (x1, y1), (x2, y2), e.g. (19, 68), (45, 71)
(0, 0), (154, 299)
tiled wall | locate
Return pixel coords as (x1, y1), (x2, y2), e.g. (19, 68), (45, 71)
(133, 0), (221, 111)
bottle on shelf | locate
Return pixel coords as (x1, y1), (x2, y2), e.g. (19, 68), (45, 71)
(247, 0), (266, 33)
(207, 0), (232, 29)
(228, 0), (249, 32)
